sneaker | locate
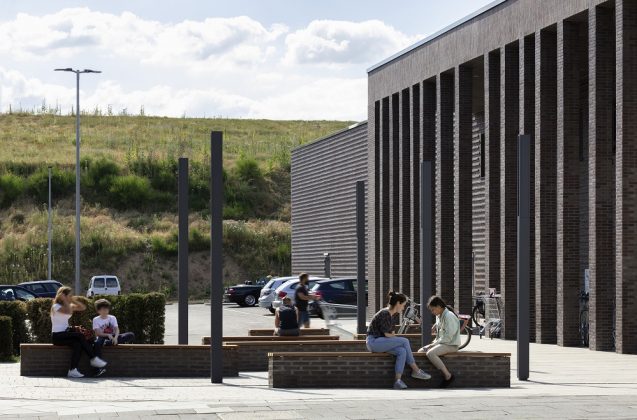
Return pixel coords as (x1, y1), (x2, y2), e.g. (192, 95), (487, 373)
(93, 368), (107, 378)
(67, 368), (84, 378)
(439, 374), (455, 388)
(411, 369), (432, 380)
(90, 357), (107, 368)
(393, 379), (408, 390)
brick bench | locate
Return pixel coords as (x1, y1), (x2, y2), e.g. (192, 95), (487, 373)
(224, 340), (368, 372)
(248, 328), (330, 336)
(20, 344), (238, 378)
(269, 352), (510, 388)
(354, 333), (422, 351)
(201, 335), (339, 345)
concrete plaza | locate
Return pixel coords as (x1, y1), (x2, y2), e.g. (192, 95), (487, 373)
(2, 329), (636, 419)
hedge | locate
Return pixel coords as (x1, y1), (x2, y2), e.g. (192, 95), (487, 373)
(25, 292), (165, 344)
(0, 316), (13, 361)
(0, 301), (29, 354)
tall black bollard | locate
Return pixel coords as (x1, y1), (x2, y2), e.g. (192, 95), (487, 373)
(210, 131), (224, 383)
(420, 161), (433, 347)
(178, 157), (189, 345)
(356, 181), (366, 335)
(517, 134), (531, 381)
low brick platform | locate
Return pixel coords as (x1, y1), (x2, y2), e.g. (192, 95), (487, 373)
(20, 344), (238, 378)
(269, 352), (510, 388)
(201, 335), (339, 344)
(354, 334), (423, 351)
(248, 328), (330, 336)
(225, 340), (368, 371)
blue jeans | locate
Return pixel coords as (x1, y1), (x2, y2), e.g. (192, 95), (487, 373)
(366, 335), (415, 374)
(93, 332), (135, 358)
(298, 310), (310, 325)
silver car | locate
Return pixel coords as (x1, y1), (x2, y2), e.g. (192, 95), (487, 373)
(271, 277), (324, 310)
(258, 276), (295, 314)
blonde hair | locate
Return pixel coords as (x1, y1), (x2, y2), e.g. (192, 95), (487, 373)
(53, 286), (72, 306)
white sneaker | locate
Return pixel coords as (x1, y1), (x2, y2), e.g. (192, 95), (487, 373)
(412, 369), (432, 380)
(393, 379), (408, 390)
(67, 368), (84, 378)
(90, 357), (107, 368)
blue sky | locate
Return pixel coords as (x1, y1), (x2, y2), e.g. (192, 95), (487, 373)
(0, 0), (494, 120)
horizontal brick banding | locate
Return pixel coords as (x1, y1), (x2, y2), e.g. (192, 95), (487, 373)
(354, 334), (422, 352)
(269, 352), (510, 388)
(224, 340), (369, 372)
(248, 328), (330, 336)
(20, 344), (238, 378)
(201, 335), (339, 345)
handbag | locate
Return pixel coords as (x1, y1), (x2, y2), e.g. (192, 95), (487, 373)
(68, 325), (95, 341)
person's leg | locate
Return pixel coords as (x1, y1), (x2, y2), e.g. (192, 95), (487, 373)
(70, 340), (82, 369)
(425, 344), (457, 380)
(93, 336), (106, 358)
(386, 347), (407, 380)
(52, 332), (83, 370)
(367, 336), (409, 379)
(118, 332), (135, 344)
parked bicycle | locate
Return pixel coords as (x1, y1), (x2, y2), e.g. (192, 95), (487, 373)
(579, 291), (589, 347)
(398, 300), (472, 350)
(471, 288), (503, 338)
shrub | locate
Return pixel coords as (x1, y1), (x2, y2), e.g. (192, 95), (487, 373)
(0, 301), (29, 354)
(0, 316), (12, 361)
(144, 293), (166, 344)
(235, 155), (262, 184)
(108, 175), (152, 209)
(68, 296), (93, 330)
(25, 298), (53, 343)
(0, 173), (25, 208)
(84, 157), (120, 192)
(123, 294), (147, 343)
(25, 168), (74, 204)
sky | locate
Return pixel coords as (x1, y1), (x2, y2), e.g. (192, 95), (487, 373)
(0, 0), (494, 120)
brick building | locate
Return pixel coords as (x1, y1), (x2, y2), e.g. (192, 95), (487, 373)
(367, 0), (637, 353)
(291, 122), (368, 278)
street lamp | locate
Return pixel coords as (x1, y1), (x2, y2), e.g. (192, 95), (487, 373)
(54, 68), (101, 294)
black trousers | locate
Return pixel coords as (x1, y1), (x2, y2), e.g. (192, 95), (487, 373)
(52, 331), (95, 370)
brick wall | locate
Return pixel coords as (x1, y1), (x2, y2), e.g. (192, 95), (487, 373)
(399, 88), (411, 294)
(422, 80), (437, 300)
(20, 344), (238, 377)
(269, 352), (510, 388)
(248, 328), (330, 336)
(410, 83), (421, 301)
(201, 335), (339, 345)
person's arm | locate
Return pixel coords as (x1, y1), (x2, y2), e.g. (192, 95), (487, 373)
(274, 309), (280, 328)
(382, 312), (396, 337)
(69, 297), (86, 312)
(437, 311), (460, 345)
(295, 307), (300, 323)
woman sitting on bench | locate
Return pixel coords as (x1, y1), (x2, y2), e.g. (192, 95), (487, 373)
(366, 290), (431, 389)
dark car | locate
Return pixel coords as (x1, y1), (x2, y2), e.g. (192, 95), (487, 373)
(308, 278), (367, 318)
(224, 280), (264, 307)
(0, 285), (38, 302)
(18, 280), (63, 298)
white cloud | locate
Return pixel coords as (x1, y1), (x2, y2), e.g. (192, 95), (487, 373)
(284, 19), (419, 66)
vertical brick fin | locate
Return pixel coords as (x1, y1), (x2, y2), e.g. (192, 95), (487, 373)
(422, 80), (437, 298)
(390, 93), (400, 292)
(400, 88), (411, 295)
(381, 97), (391, 309)
(520, 34), (537, 342)
(535, 28), (558, 344)
(411, 84), (421, 301)
(500, 42), (519, 339)
(371, 100), (381, 315)
(454, 65), (474, 314)
(589, 5), (615, 352)
(557, 19), (586, 347)
(616, 0), (637, 355)
(436, 72), (455, 305)
(484, 51), (501, 293)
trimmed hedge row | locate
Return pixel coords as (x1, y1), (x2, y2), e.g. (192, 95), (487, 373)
(26, 293), (166, 344)
(0, 301), (29, 354)
(0, 316), (12, 361)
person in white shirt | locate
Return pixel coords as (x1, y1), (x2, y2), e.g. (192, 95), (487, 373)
(92, 299), (135, 358)
(50, 287), (107, 378)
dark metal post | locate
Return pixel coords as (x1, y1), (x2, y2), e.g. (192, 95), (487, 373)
(178, 158), (189, 345)
(420, 161), (433, 347)
(323, 253), (331, 278)
(210, 131), (223, 383)
(356, 181), (366, 334)
(517, 134), (530, 381)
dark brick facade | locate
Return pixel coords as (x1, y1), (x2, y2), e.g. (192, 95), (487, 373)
(20, 344), (238, 377)
(269, 352), (510, 388)
(248, 328), (330, 336)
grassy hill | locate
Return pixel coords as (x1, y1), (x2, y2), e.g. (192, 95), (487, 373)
(0, 113), (352, 298)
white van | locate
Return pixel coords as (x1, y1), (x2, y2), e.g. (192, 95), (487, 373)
(87, 275), (121, 297)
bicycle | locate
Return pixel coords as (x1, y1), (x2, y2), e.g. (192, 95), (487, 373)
(579, 291), (589, 347)
(472, 288), (503, 338)
(398, 300), (472, 350)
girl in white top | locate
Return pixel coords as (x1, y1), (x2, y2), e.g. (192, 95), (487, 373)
(50, 286), (107, 378)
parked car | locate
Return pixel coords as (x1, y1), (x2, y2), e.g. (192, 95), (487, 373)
(224, 280), (264, 307)
(0, 285), (38, 301)
(271, 277), (324, 311)
(87, 275), (121, 297)
(18, 280), (63, 298)
(258, 276), (296, 314)
(308, 278), (368, 318)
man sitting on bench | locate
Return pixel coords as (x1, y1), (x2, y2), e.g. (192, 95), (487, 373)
(274, 297), (300, 336)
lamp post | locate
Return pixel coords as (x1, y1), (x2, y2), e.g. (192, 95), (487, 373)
(47, 166), (52, 280)
(54, 68), (101, 293)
